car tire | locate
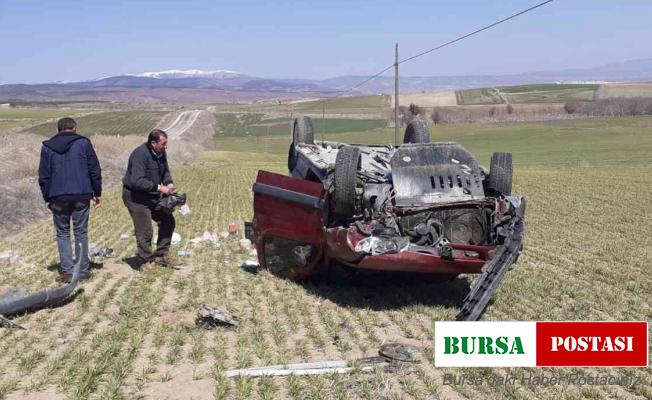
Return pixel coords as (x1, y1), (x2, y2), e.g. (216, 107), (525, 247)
(334, 146), (361, 217)
(288, 116), (315, 171)
(403, 119), (431, 144)
(487, 152), (513, 196)
(293, 116), (314, 145)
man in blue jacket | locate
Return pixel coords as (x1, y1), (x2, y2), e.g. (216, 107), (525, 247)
(38, 117), (102, 283)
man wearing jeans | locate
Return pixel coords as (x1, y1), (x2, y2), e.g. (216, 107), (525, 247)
(38, 117), (102, 283)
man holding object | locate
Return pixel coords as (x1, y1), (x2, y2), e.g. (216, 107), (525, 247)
(122, 129), (181, 270)
(38, 117), (102, 283)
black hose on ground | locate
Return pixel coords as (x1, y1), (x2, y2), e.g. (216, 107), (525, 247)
(0, 241), (83, 317)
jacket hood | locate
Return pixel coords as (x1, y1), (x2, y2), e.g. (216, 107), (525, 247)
(43, 132), (86, 154)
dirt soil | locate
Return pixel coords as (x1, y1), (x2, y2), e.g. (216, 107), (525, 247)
(395, 91), (458, 107)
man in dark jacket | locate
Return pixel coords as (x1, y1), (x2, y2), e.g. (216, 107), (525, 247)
(38, 117), (102, 283)
(122, 129), (180, 270)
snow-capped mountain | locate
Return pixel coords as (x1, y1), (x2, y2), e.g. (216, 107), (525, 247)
(2, 59), (651, 104)
(135, 69), (246, 79)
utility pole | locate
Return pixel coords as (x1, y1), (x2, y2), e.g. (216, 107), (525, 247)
(394, 43), (400, 146)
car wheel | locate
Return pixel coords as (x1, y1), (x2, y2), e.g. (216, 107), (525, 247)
(403, 119), (431, 144)
(293, 116), (314, 145)
(334, 146), (361, 217)
(487, 152), (513, 196)
(288, 116), (315, 171)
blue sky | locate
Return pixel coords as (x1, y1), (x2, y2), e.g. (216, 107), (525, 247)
(0, 0), (650, 84)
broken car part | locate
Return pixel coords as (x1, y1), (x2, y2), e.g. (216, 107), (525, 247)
(196, 304), (239, 328)
(225, 356), (389, 378)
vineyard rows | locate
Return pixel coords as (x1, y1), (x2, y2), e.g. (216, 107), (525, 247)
(24, 111), (168, 137)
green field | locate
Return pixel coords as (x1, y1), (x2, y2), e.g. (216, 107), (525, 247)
(0, 108), (91, 134)
(0, 116), (651, 399)
(217, 113), (386, 138)
(497, 83), (599, 93)
(24, 111), (167, 137)
(455, 88), (505, 105)
(216, 116), (652, 168)
(456, 83), (600, 105)
(214, 95), (391, 117)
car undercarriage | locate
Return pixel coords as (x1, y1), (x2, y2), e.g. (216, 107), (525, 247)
(247, 116), (526, 320)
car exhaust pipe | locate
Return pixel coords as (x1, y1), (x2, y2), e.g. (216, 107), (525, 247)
(0, 241), (83, 318)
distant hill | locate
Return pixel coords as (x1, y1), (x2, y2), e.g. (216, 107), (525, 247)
(2, 59), (651, 104)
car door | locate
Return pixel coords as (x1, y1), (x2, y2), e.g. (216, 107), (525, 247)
(250, 170), (326, 278)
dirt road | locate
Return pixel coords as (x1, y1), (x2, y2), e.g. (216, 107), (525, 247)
(161, 110), (202, 139)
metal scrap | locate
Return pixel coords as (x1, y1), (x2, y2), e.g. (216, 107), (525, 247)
(196, 304), (239, 328)
(225, 356), (388, 378)
(89, 245), (115, 259)
(379, 342), (417, 363)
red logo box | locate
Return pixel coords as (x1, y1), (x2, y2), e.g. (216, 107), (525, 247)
(536, 322), (648, 367)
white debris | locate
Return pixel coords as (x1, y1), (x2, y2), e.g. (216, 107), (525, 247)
(238, 239), (252, 253)
(0, 250), (21, 267)
(189, 230), (221, 248)
(120, 233), (130, 240)
(178, 204), (191, 216)
(172, 232), (182, 245)
(242, 259), (258, 267)
(240, 260), (259, 274)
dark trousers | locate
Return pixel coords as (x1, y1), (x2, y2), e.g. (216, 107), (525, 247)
(122, 188), (175, 261)
(51, 200), (90, 275)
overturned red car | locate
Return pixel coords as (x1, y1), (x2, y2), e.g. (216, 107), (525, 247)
(245, 116), (526, 320)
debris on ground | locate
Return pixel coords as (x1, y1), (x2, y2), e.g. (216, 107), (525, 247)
(219, 231), (230, 239)
(238, 238), (252, 253)
(0, 314), (25, 329)
(225, 356), (388, 378)
(379, 342), (418, 363)
(240, 260), (259, 274)
(177, 250), (191, 257)
(228, 222), (238, 235)
(196, 304), (239, 328)
(0, 250), (21, 267)
(152, 232), (182, 246)
(89, 245), (115, 259)
(119, 233), (130, 240)
(178, 204), (191, 216)
(189, 230), (221, 248)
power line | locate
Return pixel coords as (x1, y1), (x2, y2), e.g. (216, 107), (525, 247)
(399, 0), (553, 65)
(312, 0), (553, 137)
(331, 0), (553, 96)
(331, 64), (394, 98)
